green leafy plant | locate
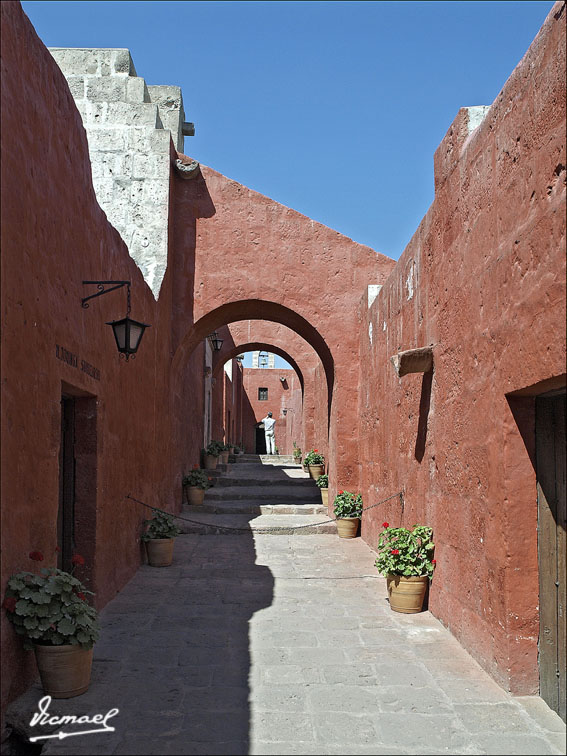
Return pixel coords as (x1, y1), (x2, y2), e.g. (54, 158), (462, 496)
(333, 490), (363, 518)
(374, 524), (436, 579)
(315, 474), (329, 489)
(203, 440), (224, 457)
(304, 449), (325, 465)
(183, 466), (212, 489)
(141, 509), (180, 541)
(3, 551), (99, 651)
(292, 442), (302, 458)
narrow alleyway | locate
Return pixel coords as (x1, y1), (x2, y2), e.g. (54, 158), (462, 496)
(5, 459), (565, 755)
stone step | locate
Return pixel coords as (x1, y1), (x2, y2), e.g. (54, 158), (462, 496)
(205, 485), (321, 502)
(177, 512), (336, 535)
(214, 475), (317, 488)
(185, 501), (327, 515)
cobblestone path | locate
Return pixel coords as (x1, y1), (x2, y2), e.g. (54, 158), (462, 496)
(5, 459), (565, 755)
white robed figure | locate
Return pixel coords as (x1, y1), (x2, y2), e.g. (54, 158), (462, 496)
(262, 412), (276, 454)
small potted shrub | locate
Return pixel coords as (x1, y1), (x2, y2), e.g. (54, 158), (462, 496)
(333, 490), (363, 538)
(220, 443), (230, 465)
(3, 550), (99, 698)
(292, 442), (302, 465)
(141, 509), (181, 567)
(304, 449), (325, 480)
(183, 466), (212, 506)
(202, 440), (223, 470)
(375, 524), (436, 613)
(315, 474), (329, 507)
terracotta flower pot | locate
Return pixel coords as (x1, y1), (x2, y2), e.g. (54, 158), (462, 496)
(336, 517), (360, 538)
(145, 538), (175, 567)
(386, 574), (428, 613)
(221, 451), (229, 465)
(308, 463), (325, 480)
(185, 486), (205, 506)
(34, 643), (93, 699)
(293, 455), (302, 465)
(320, 488), (329, 507)
(203, 454), (218, 470)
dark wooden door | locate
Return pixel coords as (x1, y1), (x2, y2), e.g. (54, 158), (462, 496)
(255, 425), (266, 454)
(536, 392), (566, 720)
(57, 395), (76, 573)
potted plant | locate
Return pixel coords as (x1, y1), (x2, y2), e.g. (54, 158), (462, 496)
(333, 490), (363, 538)
(183, 466), (212, 506)
(374, 524), (436, 614)
(3, 550), (99, 698)
(315, 474), (329, 507)
(304, 449), (325, 480)
(220, 443), (230, 465)
(141, 509), (181, 567)
(202, 440), (223, 470)
(292, 442), (302, 465)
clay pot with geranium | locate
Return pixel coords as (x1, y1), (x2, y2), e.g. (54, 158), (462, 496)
(141, 509), (181, 567)
(304, 449), (325, 480)
(183, 465), (213, 506)
(333, 490), (363, 538)
(374, 524), (436, 613)
(3, 550), (99, 698)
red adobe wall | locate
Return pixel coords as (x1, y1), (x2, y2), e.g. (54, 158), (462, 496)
(170, 165), (396, 501)
(242, 369), (302, 455)
(358, 3), (565, 694)
(0, 1), (204, 712)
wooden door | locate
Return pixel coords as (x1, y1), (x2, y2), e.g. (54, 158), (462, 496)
(536, 391), (566, 720)
(57, 395), (76, 573)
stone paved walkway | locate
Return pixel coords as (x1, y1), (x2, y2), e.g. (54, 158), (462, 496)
(4, 459), (566, 755)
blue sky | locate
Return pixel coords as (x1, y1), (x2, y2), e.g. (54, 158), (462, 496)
(21, 0), (553, 370)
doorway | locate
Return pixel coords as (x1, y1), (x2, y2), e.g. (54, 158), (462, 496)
(57, 390), (97, 582)
(536, 390), (566, 720)
(255, 423), (266, 454)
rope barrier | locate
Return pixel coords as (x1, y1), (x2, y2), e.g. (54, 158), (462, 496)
(126, 489), (404, 534)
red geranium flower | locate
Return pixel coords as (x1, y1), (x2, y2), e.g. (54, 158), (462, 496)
(338, 490), (344, 495)
(432, 559), (436, 565)
(71, 554), (85, 566)
(2, 597), (17, 613)
(29, 551), (44, 561)
(391, 549), (400, 555)
(193, 464), (199, 469)
(382, 522), (389, 528)
(76, 592), (86, 601)
(314, 449), (318, 452)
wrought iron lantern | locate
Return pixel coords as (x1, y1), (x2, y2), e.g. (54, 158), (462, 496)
(81, 281), (150, 361)
(208, 332), (224, 352)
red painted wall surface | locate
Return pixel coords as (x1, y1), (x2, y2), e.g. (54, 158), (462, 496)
(170, 164), (396, 499)
(0, 1), (204, 712)
(357, 4), (565, 694)
(242, 369), (302, 455)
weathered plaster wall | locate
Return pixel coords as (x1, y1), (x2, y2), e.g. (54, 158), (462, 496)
(0, 2), (200, 712)
(358, 2), (566, 694)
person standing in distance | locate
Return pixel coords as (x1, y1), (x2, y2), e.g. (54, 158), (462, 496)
(262, 411), (276, 454)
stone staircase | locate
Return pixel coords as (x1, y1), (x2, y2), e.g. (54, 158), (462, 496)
(179, 454), (336, 535)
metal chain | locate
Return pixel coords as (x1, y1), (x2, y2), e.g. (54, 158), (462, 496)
(126, 489), (404, 534)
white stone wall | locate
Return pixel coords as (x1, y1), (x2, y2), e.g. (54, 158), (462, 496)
(49, 48), (187, 298)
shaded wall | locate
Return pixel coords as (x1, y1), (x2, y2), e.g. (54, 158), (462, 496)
(358, 3), (566, 694)
(0, 1), (203, 712)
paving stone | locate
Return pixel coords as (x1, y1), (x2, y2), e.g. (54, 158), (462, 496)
(5, 459), (565, 755)
(470, 733), (563, 755)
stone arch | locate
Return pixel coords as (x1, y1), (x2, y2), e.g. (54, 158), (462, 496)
(213, 342), (304, 392)
(172, 299), (335, 421)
